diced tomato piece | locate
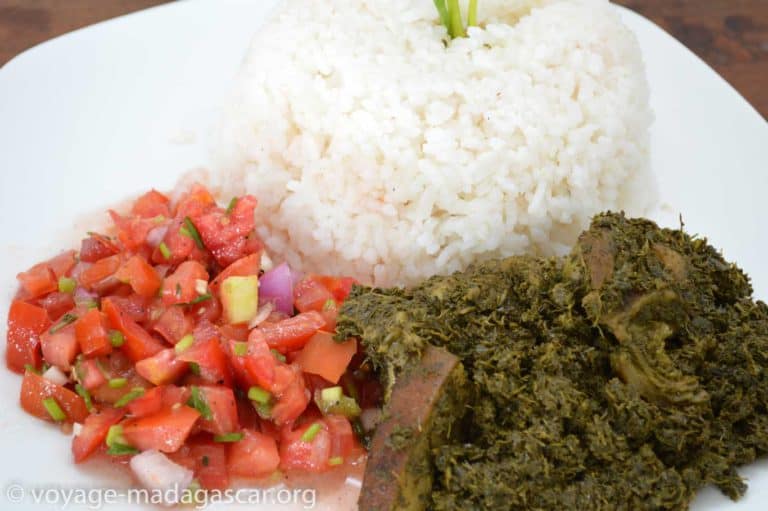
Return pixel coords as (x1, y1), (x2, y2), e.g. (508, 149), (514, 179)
(195, 386), (239, 435)
(152, 306), (193, 344)
(189, 439), (229, 489)
(74, 309), (112, 358)
(279, 421), (331, 472)
(103, 294), (150, 324)
(256, 311), (326, 354)
(270, 371), (310, 425)
(46, 250), (78, 279)
(314, 275), (357, 303)
(195, 195), (260, 268)
(38, 292), (75, 322)
(189, 294), (222, 324)
(121, 405), (200, 453)
(20, 370), (89, 423)
(228, 429), (280, 479)
(175, 183), (217, 218)
(135, 349), (188, 386)
(109, 210), (155, 251)
(78, 254), (122, 291)
(219, 324), (249, 343)
(152, 217), (194, 265)
(102, 297), (166, 362)
(115, 255), (161, 298)
(176, 339), (231, 387)
(295, 333), (356, 384)
(242, 332), (278, 390)
(41, 325), (79, 370)
(6, 300), (49, 372)
(17, 262), (57, 299)
(209, 253), (261, 295)
(72, 408), (126, 463)
(80, 233), (120, 263)
(76, 358), (108, 390)
(161, 261), (209, 306)
(325, 415), (357, 461)
(128, 384), (189, 419)
(126, 386), (164, 418)
(293, 276), (334, 314)
(132, 190), (171, 219)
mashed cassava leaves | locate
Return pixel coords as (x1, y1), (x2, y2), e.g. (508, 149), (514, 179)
(338, 212), (768, 510)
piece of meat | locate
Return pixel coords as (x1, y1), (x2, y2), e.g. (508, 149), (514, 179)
(359, 346), (469, 511)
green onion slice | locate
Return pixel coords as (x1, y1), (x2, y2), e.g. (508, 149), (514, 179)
(213, 432), (244, 443)
(109, 330), (125, 347)
(248, 386), (271, 405)
(58, 277), (77, 294)
(181, 217), (205, 250)
(187, 386), (213, 420)
(175, 334), (195, 353)
(226, 197), (239, 215)
(75, 383), (94, 412)
(108, 378), (128, 389)
(42, 397), (67, 422)
(301, 423), (323, 443)
(233, 342), (248, 357)
(114, 387), (145, 408)
(50, 313), (78, 334)
(158, 241), (171, 260)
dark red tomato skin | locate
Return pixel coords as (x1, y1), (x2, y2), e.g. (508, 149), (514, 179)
(6, 300), (49, 373)
(19, 370), (89, 423)
(72, 408), (126, 463)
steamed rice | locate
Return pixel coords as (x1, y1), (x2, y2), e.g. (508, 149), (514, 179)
(214, 0), (655, 287)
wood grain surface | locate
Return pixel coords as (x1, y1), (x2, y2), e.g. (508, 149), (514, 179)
(0, 0), (766, 117)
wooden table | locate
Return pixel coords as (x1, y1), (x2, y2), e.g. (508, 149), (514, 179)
(1, 0), (766, 117)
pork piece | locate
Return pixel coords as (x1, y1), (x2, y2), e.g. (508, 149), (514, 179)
(358, 346), (469, 511)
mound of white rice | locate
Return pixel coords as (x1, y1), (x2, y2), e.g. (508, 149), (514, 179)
(214, 0), (655, 287)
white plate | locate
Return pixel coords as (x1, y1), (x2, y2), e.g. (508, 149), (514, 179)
(0, 1), (766, 509)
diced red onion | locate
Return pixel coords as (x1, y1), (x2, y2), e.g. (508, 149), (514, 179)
(42, 365), (69, 386)
(259, 263), (294, 316)
(73, 287), (99, 306)
(146, 225), (169, 248)
(130, 450), (193, 504)
(70, 261), (92, 282)
(248, 302), (274, 329)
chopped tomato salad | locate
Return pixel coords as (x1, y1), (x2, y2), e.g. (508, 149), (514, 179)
(6, 184), (380, 492)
